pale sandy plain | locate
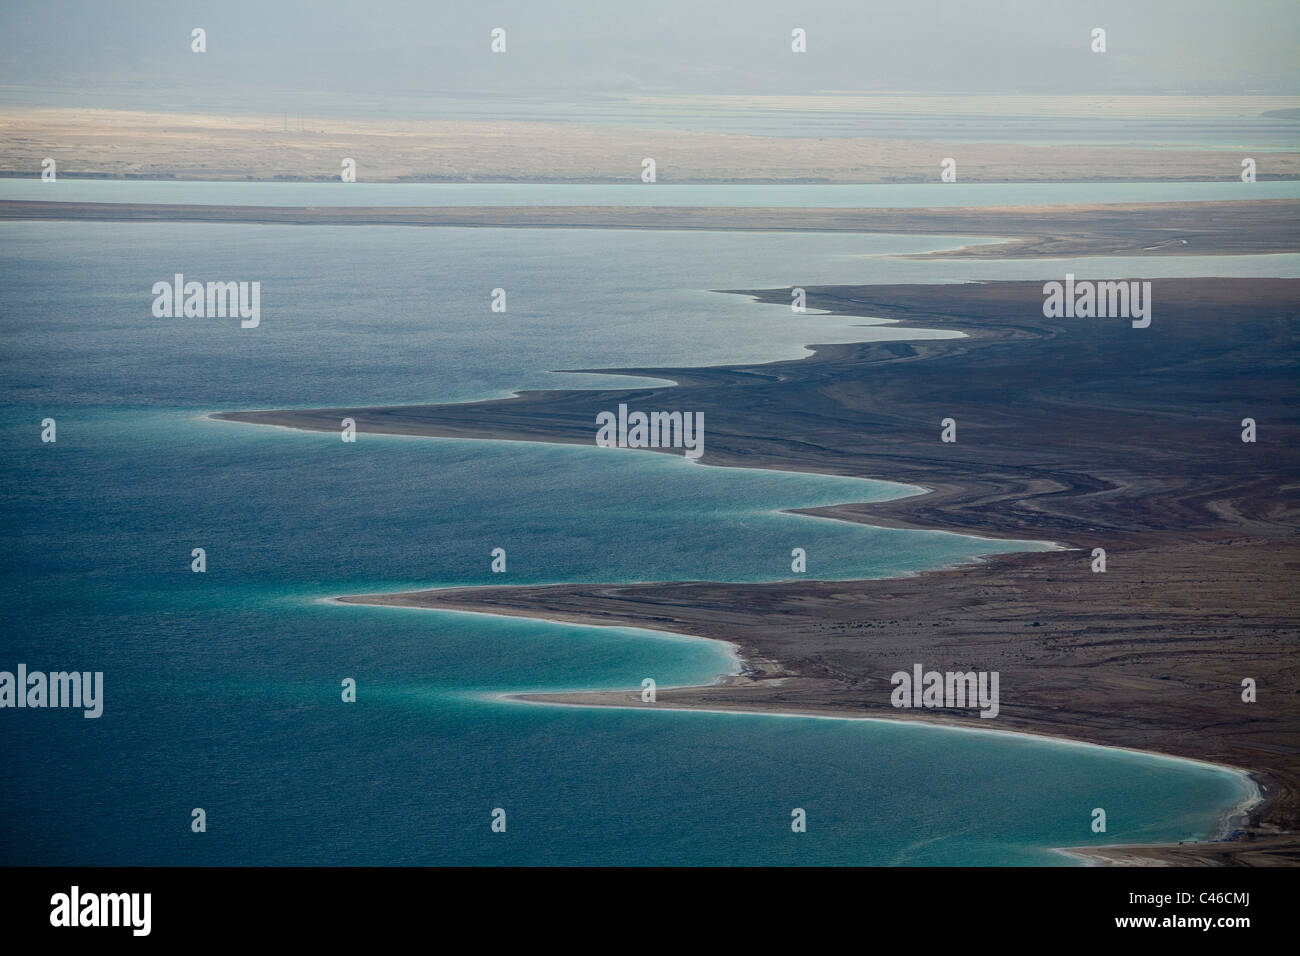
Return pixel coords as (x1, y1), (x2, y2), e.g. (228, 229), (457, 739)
(2, 103), (1299, 182)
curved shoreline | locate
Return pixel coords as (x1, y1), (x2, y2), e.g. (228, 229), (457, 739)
(332, 583), (1265, 864)
(323, 584), (1265, 860)
(497, 696), (1264, 845)
(218, 275), (1300, 865)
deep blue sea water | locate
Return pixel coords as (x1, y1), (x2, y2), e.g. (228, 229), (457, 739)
(0, 212), (1267, 865)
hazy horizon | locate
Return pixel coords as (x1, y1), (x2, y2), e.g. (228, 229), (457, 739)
(1, 0), (1297, 114)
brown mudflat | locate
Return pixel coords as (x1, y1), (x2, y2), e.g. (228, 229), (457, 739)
(2, 199), (1298, 260)
(220, 277), (1300, 864)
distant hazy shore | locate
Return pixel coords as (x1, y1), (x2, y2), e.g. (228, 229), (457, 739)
(3, 106), (1299, 184)
(220, 276), (1300, 865)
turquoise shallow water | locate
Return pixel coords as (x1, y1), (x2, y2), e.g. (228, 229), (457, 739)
(0, 207), (1264, 865)
(0, 409), (1255, 865)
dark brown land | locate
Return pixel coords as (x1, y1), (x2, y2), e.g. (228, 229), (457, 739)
(219, 277), (1300, 865)
(2, 199), (1298, 260)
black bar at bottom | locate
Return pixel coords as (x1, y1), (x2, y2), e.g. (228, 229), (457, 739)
(0, 865), (1280, 942)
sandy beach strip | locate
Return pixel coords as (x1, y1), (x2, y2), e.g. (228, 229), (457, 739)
(4, 105), (1298, 184)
